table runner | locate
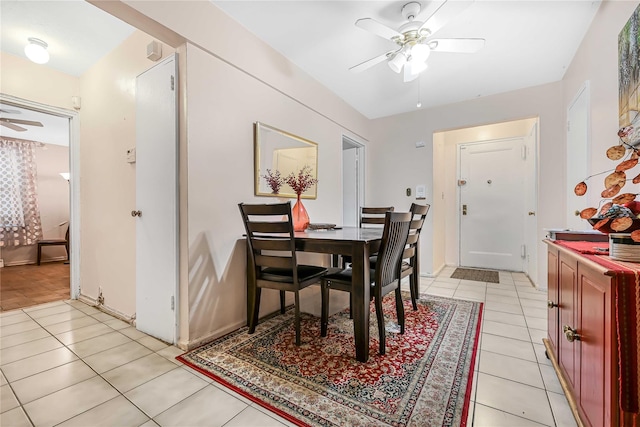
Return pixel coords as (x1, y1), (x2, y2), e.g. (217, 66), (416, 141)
(553, 240), (639, 414)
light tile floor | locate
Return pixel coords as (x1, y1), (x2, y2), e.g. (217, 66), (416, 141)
(0, 268), (576, 427)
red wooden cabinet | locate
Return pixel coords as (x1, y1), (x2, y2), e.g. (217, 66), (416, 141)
(545, 241), (638, 427)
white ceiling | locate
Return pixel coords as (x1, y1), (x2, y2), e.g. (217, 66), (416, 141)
(1, 1), (135, 77)
(213, 0), (602, 119)
(0, 0), (135, 145)
(0, 103), (70, 147)
(0, 0), (601, 125)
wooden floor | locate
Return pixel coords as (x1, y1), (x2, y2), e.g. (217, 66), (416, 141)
(0, 261), (70, 312)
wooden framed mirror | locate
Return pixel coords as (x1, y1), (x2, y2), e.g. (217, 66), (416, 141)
(254, 122), (318, 199)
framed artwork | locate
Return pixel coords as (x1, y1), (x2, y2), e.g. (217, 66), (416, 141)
(619, 3), (640, 135)
(254, 122), (318, 199)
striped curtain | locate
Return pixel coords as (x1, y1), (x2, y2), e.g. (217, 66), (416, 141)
(0, 138), (43, 247)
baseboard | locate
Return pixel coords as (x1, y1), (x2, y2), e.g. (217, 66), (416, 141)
(5, 256), (67, 267)
(179, 319), (247, 351)
(542, 338), (584, 427)
(421, 263), (446, 278)
(78, 294), (135, 324)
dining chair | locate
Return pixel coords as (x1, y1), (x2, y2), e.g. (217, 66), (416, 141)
(320, 211), (412, 355)
(359, 206), (394, 227)
(368, 204), (430, 309)
(239, 202), (328, 346)
(37, 225), (69, 265)
(340, 206), (395, 269)
(400, 203), (430, 310)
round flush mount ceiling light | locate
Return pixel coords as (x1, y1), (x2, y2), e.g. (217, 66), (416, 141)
(24, 37), (50, 64)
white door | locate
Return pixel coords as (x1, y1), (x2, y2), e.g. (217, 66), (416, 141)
(342, 137), (363, 227)
(135, 54), (178, 343)
(524, 122), (538, 283)
(566, 82), (590, 230)
(459, 138), (526, 271)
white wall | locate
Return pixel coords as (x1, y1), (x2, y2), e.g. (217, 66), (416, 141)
(184, 43), (366, 344)
(79, 30), (174, 317)
(114, 1), (371, 347)
(370, 82), (564, 286)
(563, 1), (640, 210)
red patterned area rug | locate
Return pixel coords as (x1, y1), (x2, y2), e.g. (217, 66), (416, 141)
(177, 293), (483, 427)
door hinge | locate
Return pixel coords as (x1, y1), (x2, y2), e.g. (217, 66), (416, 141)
(521, 145), (527, 160)
(170, 75), (175, 91)
(521, 244), (527, 258)
(567, 121), (571, 132)
(171, 296), (175, 310)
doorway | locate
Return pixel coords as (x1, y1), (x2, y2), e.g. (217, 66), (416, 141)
(458, 138), (527, 271)
(342, 136), (364, 227)
(0, 94), (80, 308)
(434, 117), (539, 283)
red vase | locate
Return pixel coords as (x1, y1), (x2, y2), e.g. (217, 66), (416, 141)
(292, 195), (310, 231)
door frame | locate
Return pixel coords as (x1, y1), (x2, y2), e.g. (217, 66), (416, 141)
(566, 81), (591, 230)
(342, 135), (365, 227)
(0, 93), (81, 298)
(456, 136), (527, 271)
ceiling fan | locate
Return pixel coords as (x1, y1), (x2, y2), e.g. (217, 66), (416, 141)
(350, 0), (485, 82)
(0, 108), (43, 132)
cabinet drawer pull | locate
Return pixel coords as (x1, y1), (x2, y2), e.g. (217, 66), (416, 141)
(547, 300), (558, 309)
(563, 325), (581, 342)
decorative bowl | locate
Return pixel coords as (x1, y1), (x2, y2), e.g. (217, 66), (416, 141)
(587, 217), (640, 234)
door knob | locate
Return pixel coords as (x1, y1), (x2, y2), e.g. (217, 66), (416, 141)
(528, 211), (536, 216)
(131, 210), (142, 217)
(563, 325), (580, 342)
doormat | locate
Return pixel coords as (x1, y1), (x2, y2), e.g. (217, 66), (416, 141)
(451, 268), (500, 283)
(177, 293), (483, 427)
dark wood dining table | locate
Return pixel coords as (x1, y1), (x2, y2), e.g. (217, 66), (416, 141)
(246, 226), (383, 362)
(297, 226), (385, 362)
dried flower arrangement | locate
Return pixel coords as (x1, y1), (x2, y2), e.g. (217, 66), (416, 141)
(285, 165), (318, 197)
(262, 169), (284, 194)
(575, 120), (640, 242)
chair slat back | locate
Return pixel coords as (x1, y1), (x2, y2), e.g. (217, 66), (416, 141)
(360, 206), (394, 227)
(375, 212), (412, 288)
(402, 203), (430, 260)
(239, 202), (298, 276)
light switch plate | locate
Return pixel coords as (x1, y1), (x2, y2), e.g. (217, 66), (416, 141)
(126, 148), (136, 163)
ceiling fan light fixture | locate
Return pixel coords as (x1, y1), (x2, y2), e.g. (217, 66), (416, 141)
(411, 43), (431, 63)
(388, 52), (406, 73)
(24, 37), (49, 64)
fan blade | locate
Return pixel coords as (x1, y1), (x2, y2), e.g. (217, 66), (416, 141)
(349, 49), (397, 73)
(2, 118), (43, 127)
(428, 38), (485, 53)
(0, 121), (27, 132)
(355, 18), (402, 41)
(418, 0), (474, 37)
